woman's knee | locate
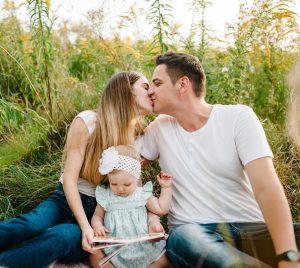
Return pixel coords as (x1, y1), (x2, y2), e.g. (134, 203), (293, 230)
(47, 223), (81, 245)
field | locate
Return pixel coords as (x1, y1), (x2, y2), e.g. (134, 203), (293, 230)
(0, 0), (299, 221)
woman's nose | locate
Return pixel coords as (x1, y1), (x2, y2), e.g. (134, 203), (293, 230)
(148, 85), (154, 96)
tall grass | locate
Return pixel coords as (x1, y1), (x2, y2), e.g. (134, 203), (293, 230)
(0, 0), (299, 222)
(0, 149), (62, 220)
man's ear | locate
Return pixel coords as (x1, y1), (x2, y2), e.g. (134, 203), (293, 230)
(178, 76), (190, 94)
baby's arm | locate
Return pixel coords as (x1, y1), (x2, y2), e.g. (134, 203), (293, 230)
(91, 204), (110, 237)
(146, 172), (172, 216)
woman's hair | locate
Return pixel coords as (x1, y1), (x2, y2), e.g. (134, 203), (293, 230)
(113, 144), (141, 161)
(287, 61), (300, 148)
(80, 71), (145, 185)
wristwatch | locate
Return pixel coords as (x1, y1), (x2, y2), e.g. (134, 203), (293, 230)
(276, 250), (300, 262)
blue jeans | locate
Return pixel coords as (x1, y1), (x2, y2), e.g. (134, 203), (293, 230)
(167, 222), (300, 268)
(0, 183), (97, 268)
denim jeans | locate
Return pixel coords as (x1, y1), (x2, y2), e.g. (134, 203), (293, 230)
(167, 222), (300, 268)
(0, 183), (97, 268)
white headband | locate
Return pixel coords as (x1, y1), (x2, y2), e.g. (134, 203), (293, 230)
(99, 147), (141, 180)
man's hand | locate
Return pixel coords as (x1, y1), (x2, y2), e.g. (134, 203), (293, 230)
(157, 171), (172, 188)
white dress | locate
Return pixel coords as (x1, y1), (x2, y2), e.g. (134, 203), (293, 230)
(95, 182), (165, 268)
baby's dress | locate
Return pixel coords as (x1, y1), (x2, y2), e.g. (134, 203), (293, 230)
(95, 181), (165, 268)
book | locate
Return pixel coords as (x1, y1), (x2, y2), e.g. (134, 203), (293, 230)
(91, 233), (166, 267)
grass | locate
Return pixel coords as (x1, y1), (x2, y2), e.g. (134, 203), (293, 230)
(0, 119), (299, 223)
(0, 149), (62, 221)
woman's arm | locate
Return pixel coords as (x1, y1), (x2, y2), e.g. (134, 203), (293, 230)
(62, 117), (94, 253)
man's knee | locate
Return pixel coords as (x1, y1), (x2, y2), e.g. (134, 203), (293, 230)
(167, 223), (207, 249)
(166, 224), (207, 268)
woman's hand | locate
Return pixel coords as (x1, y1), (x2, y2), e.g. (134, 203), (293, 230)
(81, 226), (96, 254)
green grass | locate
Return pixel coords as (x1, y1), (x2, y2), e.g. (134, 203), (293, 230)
(0, 149), (62, 221)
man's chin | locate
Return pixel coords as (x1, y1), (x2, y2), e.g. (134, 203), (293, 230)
(153, 106), (161, 114)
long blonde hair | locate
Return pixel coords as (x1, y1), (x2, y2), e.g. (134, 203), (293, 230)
(81, 71), (145, 185)
(287, 61), (300, 148)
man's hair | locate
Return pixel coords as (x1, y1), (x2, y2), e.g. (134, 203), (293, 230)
(155, 52), (206, 97)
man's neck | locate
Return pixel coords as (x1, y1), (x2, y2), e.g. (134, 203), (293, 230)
(172, 99), (213, 132)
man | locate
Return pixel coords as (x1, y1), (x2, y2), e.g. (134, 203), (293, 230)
(141, 52), (300, 267)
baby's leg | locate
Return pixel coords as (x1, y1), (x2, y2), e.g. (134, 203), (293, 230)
(89, 250), (115, 268)
(149, 253), (172, 268)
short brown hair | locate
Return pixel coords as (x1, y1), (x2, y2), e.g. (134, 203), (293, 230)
(155, 52), (206, 97)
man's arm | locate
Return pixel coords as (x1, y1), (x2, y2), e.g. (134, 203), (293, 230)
(245, 157), (298, 268)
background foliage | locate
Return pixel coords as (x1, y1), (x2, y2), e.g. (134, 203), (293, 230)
(0, 0), (299, 221)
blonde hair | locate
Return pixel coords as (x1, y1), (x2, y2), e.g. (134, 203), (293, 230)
(114, 145), (141, 161)
(287, 61), (300, 148)
(80, 71), (145, 185)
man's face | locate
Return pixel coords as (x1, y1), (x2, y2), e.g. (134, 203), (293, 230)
(149, 64), (178, 114)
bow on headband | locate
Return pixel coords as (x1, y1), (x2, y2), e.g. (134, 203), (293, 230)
(98, 147), (141, 179)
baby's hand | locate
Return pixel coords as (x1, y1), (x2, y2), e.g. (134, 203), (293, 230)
(94, 225), (111, 237)
(157, 171), (172, 188)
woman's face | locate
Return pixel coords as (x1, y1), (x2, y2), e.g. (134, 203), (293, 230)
(133, 76), (153, 115)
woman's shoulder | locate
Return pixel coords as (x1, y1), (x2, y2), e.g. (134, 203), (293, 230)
(75, 110), (97, 135)
(76, 110), (97, 121)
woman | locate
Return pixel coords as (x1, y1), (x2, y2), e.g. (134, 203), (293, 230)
(0, 71), (163, 268)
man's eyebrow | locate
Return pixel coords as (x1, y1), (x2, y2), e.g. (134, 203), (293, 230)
(152, 78), (161, 83)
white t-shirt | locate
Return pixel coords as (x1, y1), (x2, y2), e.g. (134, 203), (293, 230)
(59, 110), (143, 197)
(140, 104), (273, 228)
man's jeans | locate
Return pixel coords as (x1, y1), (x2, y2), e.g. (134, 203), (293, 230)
(167, 222), (300, 268)
(0, 183), (97, 268)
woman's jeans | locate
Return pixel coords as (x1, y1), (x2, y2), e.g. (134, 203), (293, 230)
(0, 183), (97, 268)
(167, 222), (300, 268)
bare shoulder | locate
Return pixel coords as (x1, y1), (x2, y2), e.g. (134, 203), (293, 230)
(66, 117), (90, 149)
